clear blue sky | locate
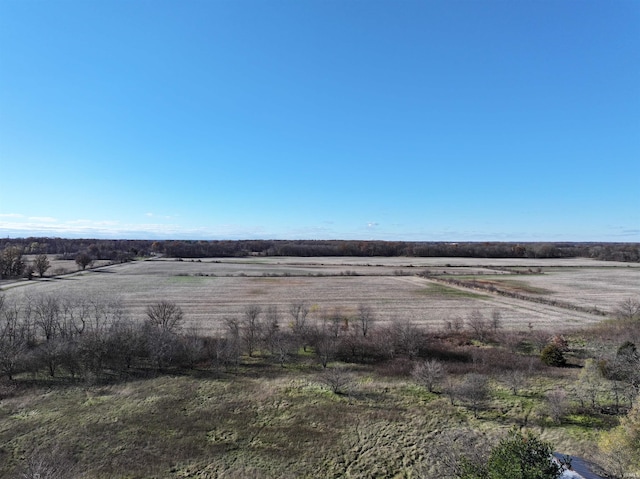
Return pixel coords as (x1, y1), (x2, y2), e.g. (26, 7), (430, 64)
(1, 0), (638, 241)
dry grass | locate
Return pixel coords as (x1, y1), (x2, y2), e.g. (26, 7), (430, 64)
(0, 354), (609, 479)
(2, 257), (636, 334)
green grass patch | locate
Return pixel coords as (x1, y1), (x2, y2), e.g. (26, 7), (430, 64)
(167, 274), (209, 284)
(416, 283), (488, 299)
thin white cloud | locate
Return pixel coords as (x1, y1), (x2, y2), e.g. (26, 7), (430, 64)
(145, 212), (178, 220)
(0, 213), (24, 218)
(1, 215), (639, 241)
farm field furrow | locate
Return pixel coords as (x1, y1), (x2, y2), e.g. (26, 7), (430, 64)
(2, 257), (632, 334)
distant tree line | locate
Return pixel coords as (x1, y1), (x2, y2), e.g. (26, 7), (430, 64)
(1, 238), (638, 262)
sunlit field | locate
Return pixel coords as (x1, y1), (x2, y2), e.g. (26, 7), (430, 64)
(2, 256), (638, 333)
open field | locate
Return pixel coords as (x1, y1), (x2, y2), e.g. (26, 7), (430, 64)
(1, 256), (639, 478)
(1, 256), (638, 334)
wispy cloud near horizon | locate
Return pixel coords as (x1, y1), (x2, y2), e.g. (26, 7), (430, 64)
(1, 213), (637, 242)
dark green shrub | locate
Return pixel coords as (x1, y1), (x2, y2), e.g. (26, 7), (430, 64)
(540, 343), (566, 367)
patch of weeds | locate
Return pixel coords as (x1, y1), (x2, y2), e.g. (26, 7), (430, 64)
(416, 284), (488, 299)
(564, 413), (611, 429)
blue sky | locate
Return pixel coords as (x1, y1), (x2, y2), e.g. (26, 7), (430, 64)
(1, 0), (638, 241)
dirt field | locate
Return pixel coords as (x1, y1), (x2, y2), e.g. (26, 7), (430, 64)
(1, 257), (638, 334)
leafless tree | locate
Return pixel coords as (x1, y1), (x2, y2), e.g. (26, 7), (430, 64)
(615, 297), (640, 321)
(320, 366), (354, 395)
(105, 318), (145, 373)
(546, 388), (569, 423)
(425, 428), (492, 479)
(289, 301), (309, 335)
(143, 301), (185, 370)
(145, 328), (182, 371)
(324, 307), (347, 339)
(392, 320), (421, 359)
(59, 295), (89, 338)
(310, 318), (339, 368)
(241, 304), (262, 357)
(219, 317), (242, 368)
(443, 376), (459, 406)
(503, 369), (527, 396)
(458, 373), (489, 417)
(467, 309), (489, 342)
(268, 329), (295, 367)
(145, 301), (184, 334)
(262, 305), (280, 349)
(412, 359), (446, 393)
(530, 330), (551, 353)
(0, 300), (29, 380)
(179, 327), (207, 369)
(357, 303), (375, 337)
(31, 294), (61, 341)
(502, 332), (523, 353)
(37, 339), (64, 377)
(606, 342), (640, 405)
(576, 358), (604, 410)
(490, 309), (503, 334)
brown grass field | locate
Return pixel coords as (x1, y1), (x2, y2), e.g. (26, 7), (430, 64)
(2, 256), (638, 333)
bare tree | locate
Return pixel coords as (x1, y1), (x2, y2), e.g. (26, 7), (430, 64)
(289, 301), (309, 334)
(320, 366), (354, 395)
(145, 301), (184, 334)
(490, 309), (503, 334)
(179, 327), (206, 369)
(241, 304), (262, 357)
(357, 303), (375, 337)
(546, 388), (569, 423)
(106, 318), (145, 373)
(576, 358), (604, 410)
(458, 373), (489, 417)
(503, 369), (528, 396)
(0, 299), (29, 380)
(37, 339), (64, 377)
(268, 329), (295, 367)
(288, 301), (311, 352)
(530, 330), (551, 353)
(219, 317), (241, 368)
(606, 342), (640, 405)
(412, 359), (446, 393)
(311, 320), (338, 368)
(31, 294), (61, 341)
(392, 320), (421, 359)
(467, 309), (489, 342)
(144, 301), (185, 370)
(262, 305), (280, 349)
(615, 297), (640, 321)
